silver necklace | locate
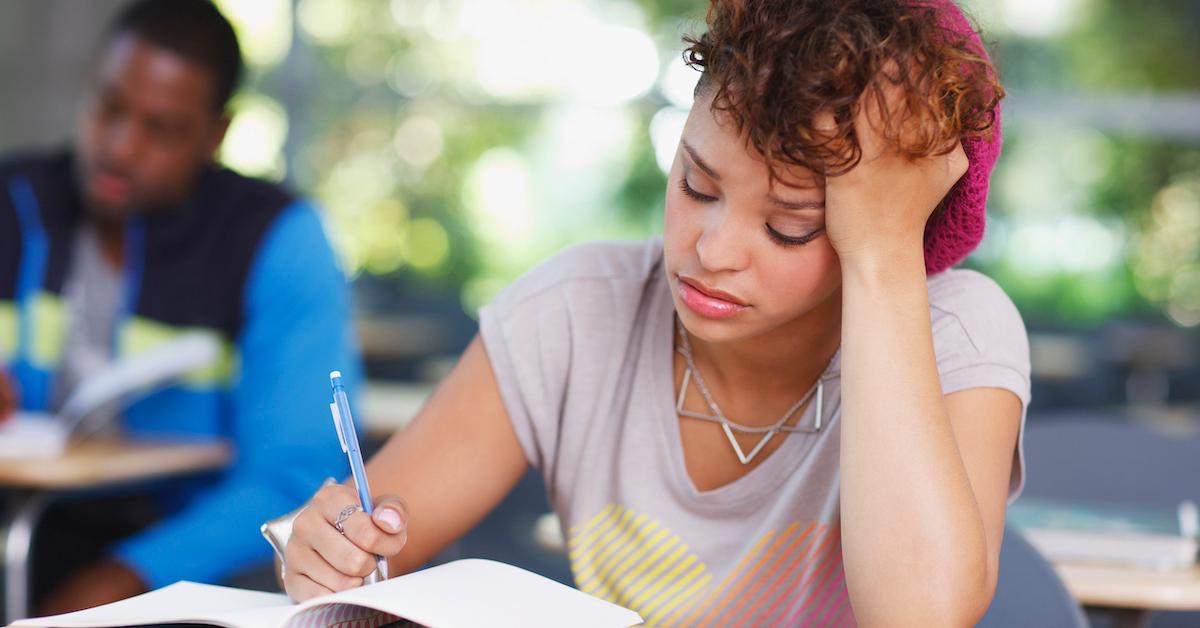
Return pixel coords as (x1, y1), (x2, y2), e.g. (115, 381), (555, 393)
(675, 318), (825, 465)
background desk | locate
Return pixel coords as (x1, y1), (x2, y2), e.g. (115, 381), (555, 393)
(1058, 563), (1200, 611)
(0, 439), (231, 622)
(361, 381), (434, 437)
(1056, 562), (1200, 628)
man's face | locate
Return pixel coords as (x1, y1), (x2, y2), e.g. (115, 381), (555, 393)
(75, 33), (229, 220)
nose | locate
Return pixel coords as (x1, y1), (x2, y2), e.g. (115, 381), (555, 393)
(103, 118), (141, 167)
(695, 206), (751, 273)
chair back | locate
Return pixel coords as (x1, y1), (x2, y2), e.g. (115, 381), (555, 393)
(977, 526), (1088, 628)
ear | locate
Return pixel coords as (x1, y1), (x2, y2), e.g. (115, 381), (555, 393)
(205, 113), (232, 160)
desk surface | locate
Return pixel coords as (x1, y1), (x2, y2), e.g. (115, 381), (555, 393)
(0, 439), (231, 490)
(363, 381), (435, 435)
(1057, 562), (1200, 611)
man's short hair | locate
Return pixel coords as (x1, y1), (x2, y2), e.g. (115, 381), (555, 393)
(106, 0), (243, 112)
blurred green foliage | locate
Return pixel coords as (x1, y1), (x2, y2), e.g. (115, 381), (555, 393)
(219, 0), (1200, 328)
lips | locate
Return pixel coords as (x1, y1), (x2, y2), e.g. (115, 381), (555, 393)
(89, 168), (132, 206)
(677, 275), (749, 319)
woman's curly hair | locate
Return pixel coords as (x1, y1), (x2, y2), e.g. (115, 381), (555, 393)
(684, 0), (1004, 180)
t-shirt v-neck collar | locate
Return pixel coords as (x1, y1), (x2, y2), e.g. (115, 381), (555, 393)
(647, 268), (842, 510)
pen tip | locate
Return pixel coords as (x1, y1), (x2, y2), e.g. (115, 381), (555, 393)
(330, 370), (342, 380)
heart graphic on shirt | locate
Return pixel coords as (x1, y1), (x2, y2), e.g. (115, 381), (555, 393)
(566, 504), (852, 626)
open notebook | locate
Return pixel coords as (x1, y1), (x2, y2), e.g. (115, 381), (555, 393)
(13, 559), (642, 628)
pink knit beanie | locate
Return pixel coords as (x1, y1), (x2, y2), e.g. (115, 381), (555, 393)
(920, 0), (1003, 275)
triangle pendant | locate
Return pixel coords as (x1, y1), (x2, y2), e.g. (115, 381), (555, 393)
(721, 422), (777, 465)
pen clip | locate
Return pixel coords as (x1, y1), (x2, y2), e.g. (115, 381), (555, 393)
(330, 402), (348, 453)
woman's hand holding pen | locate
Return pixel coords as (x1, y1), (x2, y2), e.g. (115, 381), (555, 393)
(283, 482), (409, 601)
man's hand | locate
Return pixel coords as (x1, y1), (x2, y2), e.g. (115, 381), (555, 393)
(37, 559), (149, 616)
(0, 369), (17, 421)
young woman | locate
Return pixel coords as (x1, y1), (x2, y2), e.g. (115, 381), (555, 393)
(282, 1), (1027, 625)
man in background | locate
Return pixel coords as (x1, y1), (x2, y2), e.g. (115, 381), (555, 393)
(0, 0), (359, 613)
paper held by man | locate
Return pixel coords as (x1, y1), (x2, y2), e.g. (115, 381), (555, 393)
(0, 332), (220, 459)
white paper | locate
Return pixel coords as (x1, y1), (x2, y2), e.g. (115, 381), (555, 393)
(12, 560), (642, 628)
(0, 412), (68, 458)
(60, 332), (220, 436)
(11, 582), (292, 628)
(289, 559), (642, 628)
(0, 332), (221, 459)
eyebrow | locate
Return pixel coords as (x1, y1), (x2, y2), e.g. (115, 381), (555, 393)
(681, 140), (720, 181)
(768, 195), (825, 211)
(683, 139), (824, 211)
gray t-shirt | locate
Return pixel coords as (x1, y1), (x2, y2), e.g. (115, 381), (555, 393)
(479, 237), (1030, 627)
(53, 226), (123, 427)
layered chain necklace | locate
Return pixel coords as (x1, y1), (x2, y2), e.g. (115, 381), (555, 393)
(674, 317), (827, 465)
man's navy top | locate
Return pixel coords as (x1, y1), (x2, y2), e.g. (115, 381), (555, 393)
(0, 150), (360, 587)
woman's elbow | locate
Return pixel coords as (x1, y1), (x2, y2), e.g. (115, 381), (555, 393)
(927, 565), (999, 627)
(851, 564), (997, 627)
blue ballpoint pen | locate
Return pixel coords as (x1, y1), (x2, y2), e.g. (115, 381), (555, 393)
(329, 370), (388, 583)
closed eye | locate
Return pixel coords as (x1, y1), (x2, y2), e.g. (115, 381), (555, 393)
(679, 176), (717, 203)
(766, 224), (824, 247)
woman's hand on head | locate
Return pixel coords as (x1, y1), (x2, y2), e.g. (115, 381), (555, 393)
(283, 482), (408, 601)
(822, 77), (969, 272)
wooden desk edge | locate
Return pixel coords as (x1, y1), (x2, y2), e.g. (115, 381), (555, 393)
(0, 440), (233, 490)
(1056, 563), (1200, 611)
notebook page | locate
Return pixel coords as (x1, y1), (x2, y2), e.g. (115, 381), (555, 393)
(286, 559), (642, 628)
(11, 581), (293, 628)
(60, 332), (219, 438)
(279, 603), (401, 628)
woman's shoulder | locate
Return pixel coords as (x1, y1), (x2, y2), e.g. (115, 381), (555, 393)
(491, 237), (664, 307)
(926, 268), (1029, 369)
(928, 268), (1021, 319)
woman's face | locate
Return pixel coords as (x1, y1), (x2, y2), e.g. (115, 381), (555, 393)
(663, 92), (843, 345)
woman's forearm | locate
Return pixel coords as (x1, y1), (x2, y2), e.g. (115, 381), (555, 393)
(837, 248), (990, 627)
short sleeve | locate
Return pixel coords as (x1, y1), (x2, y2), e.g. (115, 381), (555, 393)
(928, 269), (1031, 501)
(477, 239), (662, 489)
(478, 243), (613, 475)
(479, 285), (571, 473)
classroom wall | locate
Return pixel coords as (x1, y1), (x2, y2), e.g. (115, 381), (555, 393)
(0, 1), (125, 153)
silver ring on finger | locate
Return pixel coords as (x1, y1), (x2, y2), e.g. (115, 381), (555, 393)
(333, 505), (360, 535)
